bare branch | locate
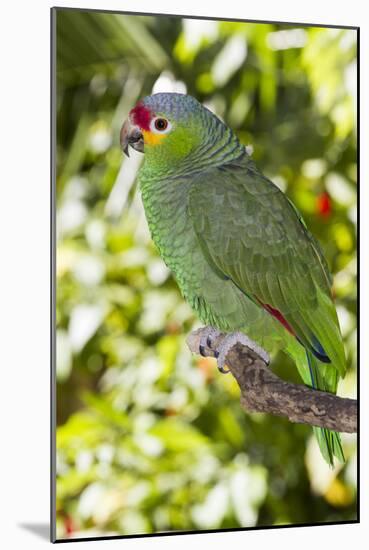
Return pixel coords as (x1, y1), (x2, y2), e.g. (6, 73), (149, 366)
(187, 327), (357, 434)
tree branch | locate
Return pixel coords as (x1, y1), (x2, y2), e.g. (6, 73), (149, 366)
(187, 327), (357, 434)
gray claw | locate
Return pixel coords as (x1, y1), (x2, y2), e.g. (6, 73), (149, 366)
(218, 363), (230, 374)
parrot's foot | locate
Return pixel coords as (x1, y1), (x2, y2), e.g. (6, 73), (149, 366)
(217, 332), (270, 373)
(199, 326), (230, 373)
(198, 327), (270, 374)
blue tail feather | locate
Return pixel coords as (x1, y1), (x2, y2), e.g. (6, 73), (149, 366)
(310, 334), (331, 363)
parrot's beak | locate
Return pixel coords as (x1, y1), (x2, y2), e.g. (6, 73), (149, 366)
(120, 118), (144, 157)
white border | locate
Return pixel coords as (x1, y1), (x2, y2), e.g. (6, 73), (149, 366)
(1, 1), (366, 548)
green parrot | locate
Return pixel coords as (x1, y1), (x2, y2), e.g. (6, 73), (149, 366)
(120, 92), (346, 466)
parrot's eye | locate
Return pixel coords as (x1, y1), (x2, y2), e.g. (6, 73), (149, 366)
(150, 117), (172, 134)
(155, 118), (168, 130)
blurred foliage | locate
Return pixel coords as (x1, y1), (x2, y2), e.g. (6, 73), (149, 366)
(54, 9), (357, 540)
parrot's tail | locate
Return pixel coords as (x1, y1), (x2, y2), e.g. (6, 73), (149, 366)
(306, 350), (345, 467)
(312, 426), (345, 467)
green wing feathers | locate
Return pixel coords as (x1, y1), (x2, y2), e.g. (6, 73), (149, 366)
(188, 161), (347, 465)
(188, 163), (346, 380)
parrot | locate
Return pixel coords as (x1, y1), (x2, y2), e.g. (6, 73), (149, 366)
(120, 92), (346, 466)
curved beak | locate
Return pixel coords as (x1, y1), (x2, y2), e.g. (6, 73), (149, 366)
(120, 118), (144, 157)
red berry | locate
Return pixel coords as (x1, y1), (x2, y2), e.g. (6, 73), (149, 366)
(317, 192), (332, 218)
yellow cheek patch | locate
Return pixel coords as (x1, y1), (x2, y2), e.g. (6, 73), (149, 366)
(142, 130), (167, 146)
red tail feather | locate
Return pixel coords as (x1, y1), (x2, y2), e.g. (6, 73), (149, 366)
(261, 302), (296, 336)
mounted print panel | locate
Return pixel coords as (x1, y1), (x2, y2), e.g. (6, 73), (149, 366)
(51, 7), (358, 542)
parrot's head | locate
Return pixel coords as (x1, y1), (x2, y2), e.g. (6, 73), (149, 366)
(120, 93), (243, 172)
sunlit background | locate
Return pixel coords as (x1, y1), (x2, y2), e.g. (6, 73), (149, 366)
(55, 9), (357, 539)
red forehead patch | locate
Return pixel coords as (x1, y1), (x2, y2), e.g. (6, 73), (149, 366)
(130, 103), (152, 131)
